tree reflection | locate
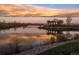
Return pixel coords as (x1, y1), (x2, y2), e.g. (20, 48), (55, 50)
(73, 34), (79, 40)
(46, 30), (79, 42)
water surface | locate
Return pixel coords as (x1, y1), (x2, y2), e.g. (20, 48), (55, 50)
(0, 26), (79, 54)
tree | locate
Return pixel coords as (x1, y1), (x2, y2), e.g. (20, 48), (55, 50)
(73, 34), (79, 40)
(57, 34), (67, 42)
(57, 20), (64, 25)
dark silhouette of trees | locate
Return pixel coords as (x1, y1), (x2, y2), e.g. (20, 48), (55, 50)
(57, 20), (64, 25)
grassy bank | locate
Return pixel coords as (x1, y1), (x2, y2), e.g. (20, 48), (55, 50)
(39, 42), (79, 55)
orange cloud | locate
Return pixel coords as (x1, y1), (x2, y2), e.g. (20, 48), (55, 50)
(0, 4), (79, 16)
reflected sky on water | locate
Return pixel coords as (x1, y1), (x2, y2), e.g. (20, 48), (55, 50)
(0, 26), (46, 34)
(0, 26), (79, 45)
(0, 26), (79, 54)
(0, 26), (57, 54)
(0, 26), (57, 45)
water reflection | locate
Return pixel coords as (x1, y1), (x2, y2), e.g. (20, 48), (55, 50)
(0, 26), (56, 54)
(0, 27), (46, 35)
(47, 30), (79, 42)
(0, 26), (79, 54)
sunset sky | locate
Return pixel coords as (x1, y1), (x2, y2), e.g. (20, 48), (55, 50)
(0, 4), (79, 16)
(0, 4), (79, 23)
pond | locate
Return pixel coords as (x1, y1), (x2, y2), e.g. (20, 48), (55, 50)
(0, 26), (79, 54)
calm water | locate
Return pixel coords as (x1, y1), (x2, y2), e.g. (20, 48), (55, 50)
(0, 26), (79, 54)
(0, 26), (54, 54)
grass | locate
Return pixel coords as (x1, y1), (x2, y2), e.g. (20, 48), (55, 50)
(39, 42), (79, 55)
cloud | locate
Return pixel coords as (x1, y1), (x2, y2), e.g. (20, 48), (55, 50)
(0, 4), (78, 16)
(0, 10), (8, 16)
